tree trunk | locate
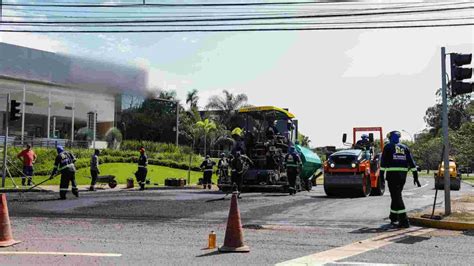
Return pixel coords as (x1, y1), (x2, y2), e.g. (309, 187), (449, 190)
(204, 133), (207, 156)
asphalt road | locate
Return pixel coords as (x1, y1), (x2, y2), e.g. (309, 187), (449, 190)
(1, 177), (473, 265)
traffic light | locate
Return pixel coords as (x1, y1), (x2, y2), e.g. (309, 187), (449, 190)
(450, 53), (473, 97)
(9, 100), (21, 121)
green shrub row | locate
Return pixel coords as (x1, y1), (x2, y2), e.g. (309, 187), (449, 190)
(5, 144), (204, 177)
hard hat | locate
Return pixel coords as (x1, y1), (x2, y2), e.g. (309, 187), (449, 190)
(388, 131), (401, 144)
(205, 155), (210, 159)
(56, 145), (64, 154)
(220, 153), (225, 157)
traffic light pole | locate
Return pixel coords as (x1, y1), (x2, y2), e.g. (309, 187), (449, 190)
(2, 93), (10, 188)
(441, 47), (451, 216)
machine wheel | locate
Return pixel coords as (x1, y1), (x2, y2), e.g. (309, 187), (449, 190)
(305, 179), (313, 191)
(109, 180), (118, 189)
(451, 179), (461, 191)
(324, 185), (338, 197)
(370, 175), (385, 196)
(360, 174), (371, 197)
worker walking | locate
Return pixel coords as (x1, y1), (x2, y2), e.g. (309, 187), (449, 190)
(200, 155), (216, 189)
(135, 147), (148, 190)
(89, 149), (100, 191)
(217, 153), (229, 184)
(284, 146), (301, 195)
(17, 144), (37, 186)
(380, 131), (420, 228)
(230, 151), (245, 196)
(51, 146), (78, 200)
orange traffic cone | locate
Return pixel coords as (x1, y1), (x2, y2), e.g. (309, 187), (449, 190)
(0, 194), (20, 247)
(219, 191), (249, 253)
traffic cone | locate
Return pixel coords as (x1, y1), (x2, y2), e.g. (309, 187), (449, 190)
(0, 194), (20, 247)
(219, 191), (249, 253)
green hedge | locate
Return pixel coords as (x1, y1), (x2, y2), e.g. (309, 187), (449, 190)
(5, 145), (204, 177)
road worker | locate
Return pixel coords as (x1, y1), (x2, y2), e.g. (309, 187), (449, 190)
(217, 153), (229, 184)
(380, 131), (421, 228)
(135, 147), (148, 190)
(200, 155), (216, 189)
(230, 151), (245, 196)
(50, 146), (78, 200)
(17, 143), (37, 186)
(284, 146), (302, 195)
(89, 149), (100, 191)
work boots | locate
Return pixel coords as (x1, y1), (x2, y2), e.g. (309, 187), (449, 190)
(72, 188), (79, 197)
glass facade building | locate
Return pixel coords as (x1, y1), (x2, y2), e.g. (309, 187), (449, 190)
(0, 42), (148, 145)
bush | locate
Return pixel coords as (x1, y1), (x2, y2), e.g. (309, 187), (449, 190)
(5, 141), (204, 177)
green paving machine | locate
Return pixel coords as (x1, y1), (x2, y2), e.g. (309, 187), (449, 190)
(217, 106), (322, 193)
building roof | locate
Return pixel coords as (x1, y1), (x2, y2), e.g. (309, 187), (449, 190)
(0, 42), (148, 95)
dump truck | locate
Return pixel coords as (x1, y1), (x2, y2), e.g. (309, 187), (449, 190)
(434, 159), (461, 191)
(323, 127), (385, 197)
(217, 106), (322, 193)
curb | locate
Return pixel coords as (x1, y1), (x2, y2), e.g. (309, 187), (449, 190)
(0, 188), (53, 193)
(409, 216), (474, 231)
(461, 180), (474, 187)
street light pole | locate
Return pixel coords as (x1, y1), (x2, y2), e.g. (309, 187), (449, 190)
(441, 47), (451, 216)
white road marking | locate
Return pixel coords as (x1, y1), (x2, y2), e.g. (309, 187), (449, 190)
(0, 251), (122, 257)
(276, 227), (435, 266)
(404, 181), (429, 192)
(330, 262), (406, 265)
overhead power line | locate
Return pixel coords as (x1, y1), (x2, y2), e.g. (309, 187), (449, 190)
(4, 1), (453, 8)
(1, 22), (473, 33)
(2, 5), (473, 24)
(3, 17), (472, 27)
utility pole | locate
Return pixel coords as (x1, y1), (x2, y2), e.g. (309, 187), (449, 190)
(441, 47), (451, 215)
(2, 94), (10, 188)
(175, 102), (179, 147)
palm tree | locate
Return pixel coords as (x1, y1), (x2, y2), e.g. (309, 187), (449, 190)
(186, 89), (199, 111)
(205, 90), (248, 126)
(195, 119), (217, 155)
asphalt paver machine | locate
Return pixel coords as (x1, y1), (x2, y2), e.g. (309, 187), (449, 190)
(217, 106), (322, 193)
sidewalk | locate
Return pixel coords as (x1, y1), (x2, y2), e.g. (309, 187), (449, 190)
(409, 194), (474, 230)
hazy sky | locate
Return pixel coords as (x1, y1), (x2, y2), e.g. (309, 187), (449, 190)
(1, 1), (472, 147)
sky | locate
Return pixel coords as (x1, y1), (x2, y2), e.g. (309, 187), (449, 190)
(0, 1), (473, 147)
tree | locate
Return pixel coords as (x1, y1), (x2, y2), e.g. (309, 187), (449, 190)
(424, 88), (471, 133)
(298, 133), (311, 147)
(120, 89), (184, 143)
(186, 89), (199, 111)
(195, 119), (217, 155)
(205, 90), (248, 128)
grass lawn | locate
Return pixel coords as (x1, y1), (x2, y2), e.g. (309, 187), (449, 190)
(462, 175), (474, 185)
(1, 163), (215, 188)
